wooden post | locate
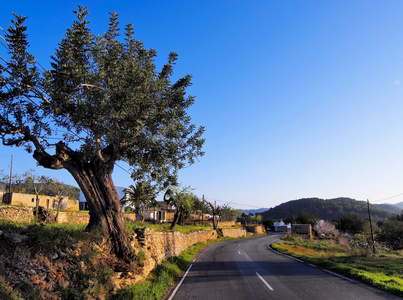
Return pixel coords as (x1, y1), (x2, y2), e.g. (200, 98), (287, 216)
(367, 199), (376, 254)
(202, 195), (204, 225)
(8, 155), (13, 196)
(290, 207), (294, 235)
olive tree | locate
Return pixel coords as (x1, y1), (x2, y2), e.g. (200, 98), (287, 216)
(0, 7), (204, 262)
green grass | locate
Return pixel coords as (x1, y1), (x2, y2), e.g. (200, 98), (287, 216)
(272, 235), (403, 297)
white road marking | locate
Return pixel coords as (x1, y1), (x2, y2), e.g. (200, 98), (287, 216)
(168, 264), (193, 300)
(267, 244), (304, 263)
(256, 272), (274, 291)
(323, 269), (357, 283)
(238, 250), (242, 255)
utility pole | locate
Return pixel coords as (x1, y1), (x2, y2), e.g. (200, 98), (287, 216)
(367, 199), (376, 254)
(8, 155), (13, 200)
(290, 207), (294, 235)
(202, 195), (204, 225)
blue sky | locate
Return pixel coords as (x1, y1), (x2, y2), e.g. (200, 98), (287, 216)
(2, 1), (403, 209)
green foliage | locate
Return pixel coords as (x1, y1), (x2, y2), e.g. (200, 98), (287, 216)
(262, 218), (274, 229)
(164, 186), (195, 229)
(219, 204), (239, 221)
(376, 220), (403, 250)
(136, 249), (146, 267)
(295, 211), (319, 225)
(122, 182), (157, 221)
(0, 279), (24, 300)
(340, 213), (368, 234)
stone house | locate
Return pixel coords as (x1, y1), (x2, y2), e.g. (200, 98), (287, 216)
(1, 192), (79, 211)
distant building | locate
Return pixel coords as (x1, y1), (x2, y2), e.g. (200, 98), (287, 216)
(2, 192), (79, 211)
(292, 224), (313, 238)
(273, 221), (291, 233)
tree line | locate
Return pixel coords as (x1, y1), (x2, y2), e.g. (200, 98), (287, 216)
(259, 197), (397, 221)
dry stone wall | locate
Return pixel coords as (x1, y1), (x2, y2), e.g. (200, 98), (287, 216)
(0, 206), (34, 223)
(221, 228), (247, 238)
(0, 206), (137, 225)
(132, 227), (248, 281)
(142, 228), (217, 262)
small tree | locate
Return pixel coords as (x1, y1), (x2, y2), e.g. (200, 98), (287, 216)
(219, 204), (237, 222)
(205, 201), (221, 230)
(46, 178), (68, 222)
(376, 220), (403, 250)
(314, 220), (339, 237)
(164, 186), (194, 229)
(23, 170), (50, 219)
(340, 213), (367, 235)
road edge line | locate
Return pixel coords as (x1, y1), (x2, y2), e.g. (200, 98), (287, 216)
(167, 264), (193, 300)
(267, 244), (360, 283)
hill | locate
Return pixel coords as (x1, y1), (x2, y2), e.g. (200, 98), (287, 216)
(375, 203), (402, 214)
(260, 197), (396, 222)
(390, 201), (403, 210)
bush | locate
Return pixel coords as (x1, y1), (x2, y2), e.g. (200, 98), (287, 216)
(376, 220), (403, 250)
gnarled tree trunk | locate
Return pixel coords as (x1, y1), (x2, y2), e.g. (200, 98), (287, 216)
(69, 160), (133, 263)
(33, 142), (134, 263)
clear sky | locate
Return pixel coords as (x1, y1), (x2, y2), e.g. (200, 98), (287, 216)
(2, 1), (403, 209)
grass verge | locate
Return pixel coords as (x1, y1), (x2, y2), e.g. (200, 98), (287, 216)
(271, 235), (403, 297)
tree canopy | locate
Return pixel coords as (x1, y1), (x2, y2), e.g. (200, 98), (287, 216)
(0, 7), (204, 189)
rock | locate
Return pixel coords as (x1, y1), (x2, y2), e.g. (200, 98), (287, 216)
(4, 232), (29, 243)
(59, 251), (67, 258)
(50, 253), (58, 260)
(28, 269), (37, 275)
(70, 243), (78, 250)
(0, 230), (3, 236)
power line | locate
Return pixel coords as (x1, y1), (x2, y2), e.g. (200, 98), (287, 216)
(371, 193), (403, 203)
(115, 163), (131, 175)
(204, 197), (264, 209)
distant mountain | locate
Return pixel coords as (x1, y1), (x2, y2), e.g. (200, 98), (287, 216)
(242, 208), (270, 216)
(260, 197), (396, 222)
(390, 201), (403, 210)
(375, 203), (402, 214)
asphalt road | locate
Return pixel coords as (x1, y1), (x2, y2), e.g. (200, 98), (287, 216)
(168, 233), (401, 300)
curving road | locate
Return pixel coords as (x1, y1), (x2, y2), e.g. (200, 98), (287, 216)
(168, 233), (401, 300)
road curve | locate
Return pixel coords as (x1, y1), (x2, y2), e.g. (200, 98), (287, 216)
(168, 233), (401, 300)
